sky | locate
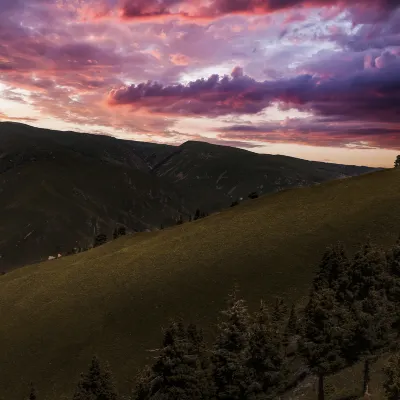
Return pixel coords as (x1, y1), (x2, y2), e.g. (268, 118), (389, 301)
(0, 0), (399, 167)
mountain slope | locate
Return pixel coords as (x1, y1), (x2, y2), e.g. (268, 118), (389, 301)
(154, 140), (374, 212)
(0, 123), (185, 270)
(0, 122), (375, 271)
(0, 168), (399, 399)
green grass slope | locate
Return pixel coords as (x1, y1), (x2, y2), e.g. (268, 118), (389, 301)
(0, 168), (399, 399)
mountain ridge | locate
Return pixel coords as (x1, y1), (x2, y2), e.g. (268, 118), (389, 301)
(0, 121), (377, 271)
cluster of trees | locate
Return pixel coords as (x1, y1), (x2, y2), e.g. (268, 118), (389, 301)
(248, 192), (259, 200)
(230, 191), (259, 207)
(127, 235), (400, 400)
(176, 209), (209, 226)
(44, 293), (295, 400)
(93, 226), (127, 248)
(26, 237), (400, 400)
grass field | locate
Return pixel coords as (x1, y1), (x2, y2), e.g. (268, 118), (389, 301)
(1, 168), (400, 399)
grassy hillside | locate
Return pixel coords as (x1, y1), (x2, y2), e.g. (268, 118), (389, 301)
(0, 122), (375, 271)
(0, 168), (399, 399)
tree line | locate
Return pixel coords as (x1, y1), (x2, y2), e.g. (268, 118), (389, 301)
(25, 237), (400, 400)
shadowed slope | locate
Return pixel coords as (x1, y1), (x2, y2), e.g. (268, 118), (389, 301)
(0, 122), (374, 271)
(155, 140), (375, 212)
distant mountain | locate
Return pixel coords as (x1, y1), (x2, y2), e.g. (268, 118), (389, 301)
(154, 140), (375, 212)
(0, 122), (376, 271)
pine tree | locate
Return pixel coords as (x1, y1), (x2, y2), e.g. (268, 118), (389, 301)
(94, 234), (107, 248)
(187, 323), (214, 399)
(132, 366), (153, 400)
(145, 321), (207, 400)
(246, 301), (286, 399)
(383, 353), (400, 400)
(386, 239), (400, 329)
(73, 356), (118, 400)
(395, 155), (400, 168)
(271, 297), (288, 325)
(211, 292), (251, 400)
(286, 305), (297, 337)
(344, 242), (393, 395)
(113, 227), (127, 239)
(248, 192), (258, 200)
(28, 383), (37, 400)
(300, 287), (351, 400)
(312, 243), (350, 299)
(283, 304), (298, 353)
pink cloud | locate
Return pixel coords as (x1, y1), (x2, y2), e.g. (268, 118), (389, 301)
(108, 57), (400, 122)
(117, 0), (398, 21)
(218, 119), (400, 150)
(170, 53), (191, 65)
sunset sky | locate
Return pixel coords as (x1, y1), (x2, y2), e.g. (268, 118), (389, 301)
(0, 0), (399, 167)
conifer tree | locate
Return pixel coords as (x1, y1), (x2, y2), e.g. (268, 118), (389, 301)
(312, 243), (350, 299)
(211, 292), (251, 400)
(383, 352), (400, 400)
(286, 304), (297, 338)
(73, 356), (118, 400)
(132, 366), (153, 400)
(271, 297), (288, 326)
(386, 239), (400, 329)
(28, 383), (37, 400)
(113, 227), (127, 240)
(94, 234), (107, 248)
(395, 155), (400, 168)
(344, 242), (392, 395)
(301, 287), (351, 400)
(283, 304), (298, 353)
(145, 321), (207, 400)
(246, 301), (286, 399)
(187, 323), (214, 398)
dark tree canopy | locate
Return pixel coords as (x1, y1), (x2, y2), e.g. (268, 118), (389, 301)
(212, 292), (251, 400)
(248, 192), (259, 200)
(384, 353), (400, 400)
(311, 242), (350, 299)
(28, 383), (37, 400)
(94, 233), (108, 248)
(73, 356), (117, 400)
(113, 226), (126, 240)
(246, 302), (287, 399)
(133, 321), (210, 400)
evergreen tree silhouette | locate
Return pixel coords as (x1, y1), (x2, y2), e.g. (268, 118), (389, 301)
(211, 291), (251, 400)
(73, 356), (117, 400)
